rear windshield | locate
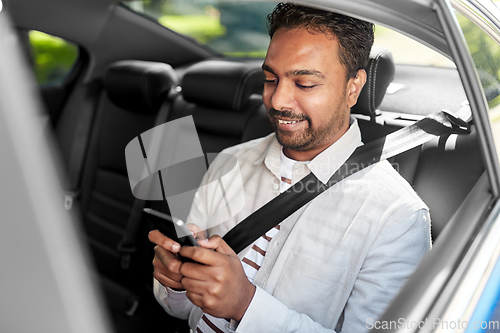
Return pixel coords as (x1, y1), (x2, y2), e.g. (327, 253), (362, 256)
(122, 0), (275, 58)
(122, 0), (453, 67)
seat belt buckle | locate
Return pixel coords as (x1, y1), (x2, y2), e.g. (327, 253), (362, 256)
(117, 243), (137, 270)
(125, 298), (140, 317)
(442, 109), (471, 134)
(442, 101), (472, 134)
(64, 191), (80, 210)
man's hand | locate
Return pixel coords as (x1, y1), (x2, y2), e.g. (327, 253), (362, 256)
(180, 236), (256, 322)
(149, 224), (207, 290)
(149, 230), (185, 290)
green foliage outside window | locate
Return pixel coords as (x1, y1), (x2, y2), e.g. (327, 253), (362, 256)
(456, 13), (500, 109)
(29, 31), (78, 86)
(123, 0), (273, 58)
(122, 1), (451, 63)
(158, 15), (226, 44)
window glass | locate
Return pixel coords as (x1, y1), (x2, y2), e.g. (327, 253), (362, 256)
(124, 0), (274, 58)
(374, 25), (454, 67)
(122, 0), (453, 66)
(28, 31), (79, 86)
(455, 11), (500, 159)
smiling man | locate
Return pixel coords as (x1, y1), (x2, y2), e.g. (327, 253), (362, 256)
(150, 3), (431, 333)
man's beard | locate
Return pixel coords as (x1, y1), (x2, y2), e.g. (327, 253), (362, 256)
(268, 108), (345, 152)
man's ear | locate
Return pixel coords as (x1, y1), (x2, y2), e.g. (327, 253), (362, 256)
(346, 69), (366, 108)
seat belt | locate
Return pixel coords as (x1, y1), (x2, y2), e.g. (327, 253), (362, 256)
(64, 80), (102, 210)
(117, 87), (180, 270)
(223, 103), (472, 254)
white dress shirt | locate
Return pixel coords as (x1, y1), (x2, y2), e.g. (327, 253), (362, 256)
(154, 118), (431, 332)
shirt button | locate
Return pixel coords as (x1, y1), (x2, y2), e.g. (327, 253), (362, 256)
(273, 184), (279, 190)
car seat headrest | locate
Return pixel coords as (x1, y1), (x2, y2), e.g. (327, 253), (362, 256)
(181, 60), (265, 112)
(104, 60), (179, 115)
(351, 47), (395, 119)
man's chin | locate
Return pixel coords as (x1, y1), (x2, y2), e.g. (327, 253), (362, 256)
(275, 131), (311, 152)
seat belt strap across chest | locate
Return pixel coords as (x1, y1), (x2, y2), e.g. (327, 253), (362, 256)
(223, 103), (472, 254)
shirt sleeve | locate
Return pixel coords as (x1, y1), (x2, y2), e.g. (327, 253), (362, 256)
(236, 286), (339, 332)
(341, 208), (431, 332)
(153, 278), (194, 320)
(237, 208), (431, 333)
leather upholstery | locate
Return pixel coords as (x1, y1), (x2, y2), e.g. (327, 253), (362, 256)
(80, 60), (179, 289)
(351, 47), (395, 119)
(104, 60), (178, 115)
(181, 60), (265, 112)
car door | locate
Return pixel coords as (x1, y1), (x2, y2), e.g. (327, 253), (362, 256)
(0, 9), (112, 333)
(370, 0), (500, 331)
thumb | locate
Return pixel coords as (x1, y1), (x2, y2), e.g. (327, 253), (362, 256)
(199, 235), (236, 256)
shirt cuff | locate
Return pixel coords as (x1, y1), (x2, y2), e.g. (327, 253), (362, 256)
(153, 278), (192, 320)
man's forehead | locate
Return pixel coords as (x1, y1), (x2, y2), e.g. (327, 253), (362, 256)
(263, 27), (342, 74)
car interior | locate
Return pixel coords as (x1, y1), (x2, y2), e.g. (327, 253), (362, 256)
(50, 48), (485, 333)
(5, 0), (489, 332)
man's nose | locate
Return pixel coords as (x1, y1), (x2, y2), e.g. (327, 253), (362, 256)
(270, 81), (295, 111)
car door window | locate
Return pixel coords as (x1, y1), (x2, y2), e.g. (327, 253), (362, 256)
(455, 11), (500, 158)
(28, 30), (79, 86)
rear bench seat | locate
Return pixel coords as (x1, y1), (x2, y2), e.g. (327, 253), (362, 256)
(73, 60), (186, 332)
(79, 60), (178, 287)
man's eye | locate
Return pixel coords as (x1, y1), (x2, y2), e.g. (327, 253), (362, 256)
(297, 84), (317, 89)
(264, 79), (277, 84)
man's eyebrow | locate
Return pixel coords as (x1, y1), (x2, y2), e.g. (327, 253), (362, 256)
(261, 64), (324, 79)
(262, 63), (275, 75)
(287, 69), (325, 79)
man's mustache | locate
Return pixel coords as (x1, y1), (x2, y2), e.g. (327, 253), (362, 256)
(268, 108), (308, 121)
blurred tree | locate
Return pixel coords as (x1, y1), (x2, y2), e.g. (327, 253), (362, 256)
(28, 31), (78, 86)
(457, 13), (500, 106)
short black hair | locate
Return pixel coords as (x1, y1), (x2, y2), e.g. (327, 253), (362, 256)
(267, 3), (374, 79)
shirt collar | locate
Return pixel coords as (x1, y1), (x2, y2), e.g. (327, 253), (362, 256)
(258, 117), (362, 184)
(308, 117), (362, 184)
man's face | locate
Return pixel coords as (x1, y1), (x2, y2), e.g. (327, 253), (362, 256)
(262, 27), (365, 161)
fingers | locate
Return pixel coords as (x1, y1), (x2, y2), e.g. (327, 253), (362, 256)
(149, 229), (180, 253)
(181, 276), (211, 296)
(196, 235), (236, 255)
(186, 223), (207, 240)
(152, 245), (184, 290)
(178, 246), (256, 321)
(180, 266), (230, 316)
(153, 268), (184, 290)
(154, 245), (182, 272)
(179, 236), (236, 267)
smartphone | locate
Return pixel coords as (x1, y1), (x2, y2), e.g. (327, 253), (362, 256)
(144, 208), (199, 247)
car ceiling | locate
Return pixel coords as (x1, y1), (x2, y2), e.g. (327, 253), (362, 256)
(291, 0), (450, 57)
(6, 0), (451, 81)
